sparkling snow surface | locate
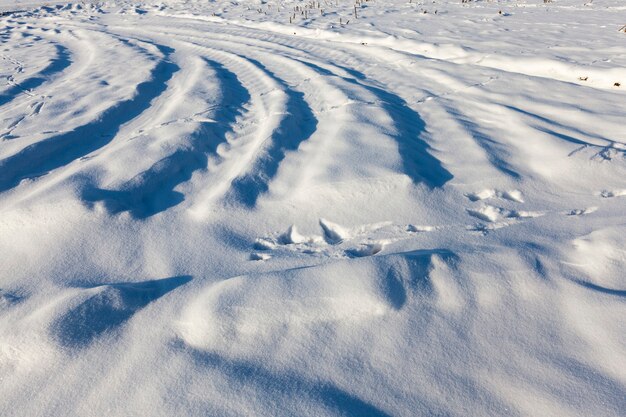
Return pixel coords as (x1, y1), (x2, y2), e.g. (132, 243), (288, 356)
(1, 0), (625, 416)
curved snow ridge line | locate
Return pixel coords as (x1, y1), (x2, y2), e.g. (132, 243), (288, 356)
(182, 48), (293, 215)
(0, 24), (168, 147)
(178, 248), (454, 353)
(102, 27), (304, 212)
(99, 29), (317, 217)
(129, 20), (502, 127)
(108, 32), (294, 214)
(165, 34), (368, 199)
(221, 56), (317, 208)
(52, 275), (192, 349)
(83, 54), (251, 218)
(0, 42), (71, 108)
(302, 58), (453, 187)
(264, 55), (452, 191)
(0, 275), (191, 370)
(0, 26), (113, 144)
(43, 26), (118, 92)
(0, 27), (183, 201)
(134, 22), (447, 108)
(441, 103), (522, 180)
(249, 56), (371, 197)
(0, 45), (178, 195)
(198, 15), (625, 90)
(143, 29), (451, 197)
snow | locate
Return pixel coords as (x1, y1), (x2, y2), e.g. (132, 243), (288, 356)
(1, 0), (625, 416)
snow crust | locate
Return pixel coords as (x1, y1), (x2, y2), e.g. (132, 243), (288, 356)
(1, 0), (625, 416)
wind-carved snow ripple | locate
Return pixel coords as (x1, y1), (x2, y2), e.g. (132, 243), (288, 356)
(172, 27), (451, 189)
(112, 25), (451, 209)
(0, 45), (178, 194)
(443, 104), (521, 179)
(297, 59), (452, 188)
(225, 57), (317, 207)
(83, 58), (250, 218)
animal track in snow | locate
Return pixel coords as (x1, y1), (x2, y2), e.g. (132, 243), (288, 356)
(1, 99), (45, 139)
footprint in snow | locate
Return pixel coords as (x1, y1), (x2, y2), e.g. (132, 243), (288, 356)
(406, 224), (435, 233)
(250, 252), (271, 261)
(251, 219), (391, 261)
(0, 289), (24, 310)
(464, 189), (546, 232)
(600, 189), (626, 198)
(466, 222), (510, 234)
(566, 207), (598, 216)
(467, 204), (544, 224)
(465, 188), (524, 203)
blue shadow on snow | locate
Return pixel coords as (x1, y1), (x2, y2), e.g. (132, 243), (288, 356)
(82, 58), (249, 218)
(0, 45), (178, 194)
(53, 275), (191, 348)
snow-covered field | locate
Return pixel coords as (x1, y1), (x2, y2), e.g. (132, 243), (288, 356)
(1, 0), (625, 415)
